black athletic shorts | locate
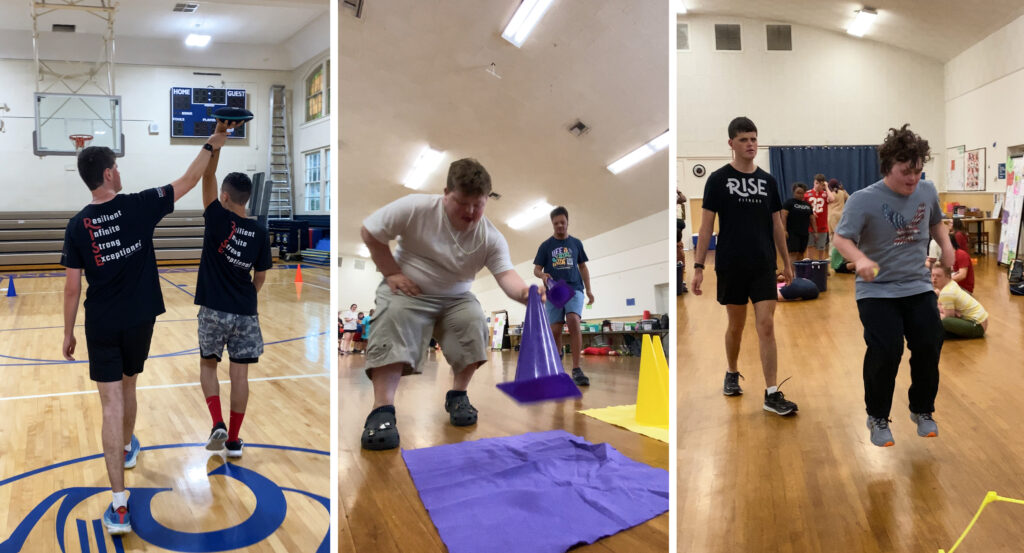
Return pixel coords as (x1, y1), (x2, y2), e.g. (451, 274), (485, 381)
(84, 320), (155, 382)
(716, 268), (777, 306)
(786, 233), (809, 254)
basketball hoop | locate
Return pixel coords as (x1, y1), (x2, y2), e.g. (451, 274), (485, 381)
(69, 134), (93, 154)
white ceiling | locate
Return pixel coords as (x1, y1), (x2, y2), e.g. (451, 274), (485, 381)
(679, 0), (1024, 62)
(339, 1), (670, 265)
(0, 0), (326, 46)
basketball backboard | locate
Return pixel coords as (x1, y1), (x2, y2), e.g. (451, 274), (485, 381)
(33, 93), (123, 156)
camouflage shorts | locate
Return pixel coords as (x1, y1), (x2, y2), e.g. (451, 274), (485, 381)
(198, 306), (264, 364)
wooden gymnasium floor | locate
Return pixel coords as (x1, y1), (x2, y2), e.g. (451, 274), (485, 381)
(679, 253), (1024, 552)
(339, 348), (669, 552)
(0, 264), (330, 552)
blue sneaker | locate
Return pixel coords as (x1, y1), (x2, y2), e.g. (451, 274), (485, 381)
(124, 435), (140, 469)
(102, 503), (131, 535)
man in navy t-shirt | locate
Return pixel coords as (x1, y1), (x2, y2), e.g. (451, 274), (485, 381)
(195, 121), (272, 460)
(61, 126), (230, 536)
(533, 206), (594, 386)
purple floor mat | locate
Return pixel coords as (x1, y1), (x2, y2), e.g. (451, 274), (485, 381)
(401, 430), (668, 553)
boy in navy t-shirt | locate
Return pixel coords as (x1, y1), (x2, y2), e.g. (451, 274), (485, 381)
(533, 206), (594, 386)
(195, 121), (272, 459)
(62, 127), (230, 536)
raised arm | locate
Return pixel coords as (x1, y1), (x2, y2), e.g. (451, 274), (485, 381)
(361, 225), (422, 296)
(202, 145), (222, 208)
(171, 121), (236, 202)
(62, 268), (83, 360)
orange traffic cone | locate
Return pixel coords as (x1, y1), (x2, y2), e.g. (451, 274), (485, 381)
(295, 265), (304, 283)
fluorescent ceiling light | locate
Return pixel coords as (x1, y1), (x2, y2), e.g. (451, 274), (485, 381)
(501, 0), (555, 48)
(402, 146), (445, 189)
(607, 130), (670, 175)
(507, 199), (555, 230)
(185, 33), (211, 47)
(847, 8), (877, 37)
(677, 1), (687, 14)
(357, 244), (370, 258)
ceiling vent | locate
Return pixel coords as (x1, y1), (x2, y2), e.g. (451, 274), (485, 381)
(172, 3), (199, 13)
(343, 0), (364, 18)
(715, 24), (741, 51)
(52, 24), (76, 33)
(766, 25), (792, 51)
(677, 22), (689, 50)
(568, 120), (590, 137)
(354, 259), (366, 270)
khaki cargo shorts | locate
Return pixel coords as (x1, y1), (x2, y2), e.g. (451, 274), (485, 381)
(364, 281), (489, 378)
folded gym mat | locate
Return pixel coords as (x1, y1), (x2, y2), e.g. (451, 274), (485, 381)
(402, 430), (668, 553)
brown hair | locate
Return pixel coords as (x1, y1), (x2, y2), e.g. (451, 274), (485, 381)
(931, 264), (952, 278)
(445, 158), (492, 197)
(814, 174), (826, 183)
(77, 146), (116, 191)
(878, 124), (931, 176)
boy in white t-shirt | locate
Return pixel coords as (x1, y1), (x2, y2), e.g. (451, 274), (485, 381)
(358, 158), (536, 450)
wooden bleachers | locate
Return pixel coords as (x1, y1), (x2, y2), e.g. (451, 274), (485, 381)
(0, 210), (205, 268)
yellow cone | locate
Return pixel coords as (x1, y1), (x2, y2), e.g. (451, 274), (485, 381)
(635, 334), (668, 428)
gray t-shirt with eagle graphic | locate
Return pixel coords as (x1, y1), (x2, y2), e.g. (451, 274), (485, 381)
(835, 179), (942, 300)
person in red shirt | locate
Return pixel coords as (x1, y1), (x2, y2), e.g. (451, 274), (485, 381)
(949, 233), (975, 293)
(952, 218), (970, 251)
(804, 174), (834, 260)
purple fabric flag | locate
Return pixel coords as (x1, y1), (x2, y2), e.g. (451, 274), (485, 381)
(402, 430), (668, 553)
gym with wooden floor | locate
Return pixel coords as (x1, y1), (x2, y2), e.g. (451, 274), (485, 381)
(0, 1), (330, 550)
(339, 2), (671, 551)
(678, 4), (1024, 551)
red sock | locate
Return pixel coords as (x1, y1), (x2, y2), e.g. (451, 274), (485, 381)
(206, 396), (223, 426)
(228, 411), (245, 442)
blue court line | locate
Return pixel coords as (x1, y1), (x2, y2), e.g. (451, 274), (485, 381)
(1, 265), (320, 281)
(0, 331), (327, 366)
(0, 319), (195, 331)
(158, 274), (196, 298)
(0, 443), (328, 489)
(92, 519), (107, 553)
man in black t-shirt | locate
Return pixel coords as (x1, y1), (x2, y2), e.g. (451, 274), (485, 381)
(195, 121), (272, 459)
(690, 117), (799, 416)
(781, 182), (814, 266)
(62, 127), (230, 536)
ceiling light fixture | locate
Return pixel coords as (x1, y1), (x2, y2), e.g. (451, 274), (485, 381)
(185, 33), (211, 47)
(507, 199), (555, 230)
(357, 244), (371, 258)
(847, 8), (877, 37)
(402, 146), (445, 189)
(607, 130), (670, 175)
(501, 0), (556, 48)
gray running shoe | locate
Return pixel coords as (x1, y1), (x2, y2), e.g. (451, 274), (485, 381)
(723, 371), (743, 396)
(909, 412), (938, 437)
(867, 416), (895, 447)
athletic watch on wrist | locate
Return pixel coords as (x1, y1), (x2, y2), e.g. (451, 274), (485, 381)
(202, 143), (214, 153)
(694, 262), (705, 270)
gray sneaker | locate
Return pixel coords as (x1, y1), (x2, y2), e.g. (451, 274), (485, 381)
(867, 416), (895, 447)
(723, 371), (743, 396)
(909, 412), (938, 437)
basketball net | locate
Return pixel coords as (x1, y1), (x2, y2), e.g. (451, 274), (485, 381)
(69, 134), (93, 155)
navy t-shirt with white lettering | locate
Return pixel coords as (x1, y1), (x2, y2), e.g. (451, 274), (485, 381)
(533, 235), (589, 292)
(702, 164), (781, 273)
(61, 184), (175, 330)
(195, 200), (272, 315)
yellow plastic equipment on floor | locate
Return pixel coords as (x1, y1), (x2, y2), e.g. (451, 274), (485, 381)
(579, 334), (669, 442)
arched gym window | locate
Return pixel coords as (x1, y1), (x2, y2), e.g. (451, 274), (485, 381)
(305, 59), (330, 122)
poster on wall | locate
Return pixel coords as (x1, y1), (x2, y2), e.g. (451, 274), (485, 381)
(946, 145), (966, 191)
(965, 148), (985, 191)
(998, 157), (1023, 264)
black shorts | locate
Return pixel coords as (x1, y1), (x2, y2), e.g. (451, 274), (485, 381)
(786, 233), (808, 254)
(85, 320), (155, 383)
(716, 269), (777, 306)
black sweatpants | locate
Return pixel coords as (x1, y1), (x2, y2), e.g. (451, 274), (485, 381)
(856, 292), (943, 419)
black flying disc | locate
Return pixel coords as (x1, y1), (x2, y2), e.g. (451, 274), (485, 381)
(212, 107), (253, 122)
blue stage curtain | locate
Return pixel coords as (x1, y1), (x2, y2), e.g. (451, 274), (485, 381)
(768, 146), (880, 205)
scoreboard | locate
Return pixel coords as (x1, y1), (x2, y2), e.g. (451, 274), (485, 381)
(170, 87), (247, 138)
